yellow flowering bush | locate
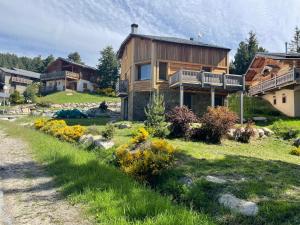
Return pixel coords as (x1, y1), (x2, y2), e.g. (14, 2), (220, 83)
(115, 138), (175, 182)
(131, 127), (149, 144)
(34, 119), (85, 142)
(34, 118), (48, 129)
(290, 148), (300, 156)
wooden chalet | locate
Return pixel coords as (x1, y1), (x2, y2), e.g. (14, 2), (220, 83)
(117, 24), (244, 120)
(40, 58), (99, 93)
(246, 52), (300, 117)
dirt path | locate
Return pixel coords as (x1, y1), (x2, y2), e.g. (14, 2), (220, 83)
(0, 129), (93, 225)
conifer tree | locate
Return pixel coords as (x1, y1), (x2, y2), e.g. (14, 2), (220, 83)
(289, 26), (300, 53)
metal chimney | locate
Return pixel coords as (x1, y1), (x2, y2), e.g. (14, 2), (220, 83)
(285, 42), (288, 54)
(131, 24), (138, 34)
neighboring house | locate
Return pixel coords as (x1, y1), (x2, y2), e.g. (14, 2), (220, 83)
(0, 67), (40, 95)
(116, 24), (244, 120)
(246, 52), (300, 117)
(40, 57), (99, 93)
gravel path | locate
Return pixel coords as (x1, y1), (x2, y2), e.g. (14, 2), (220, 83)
(0, 129), (93, 225)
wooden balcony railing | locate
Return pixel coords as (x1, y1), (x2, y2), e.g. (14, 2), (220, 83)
(41, 71), (80, 81)
(116, 79), (129, 97)
(249, 68), (300, 95)
(169, 69), (244, 90)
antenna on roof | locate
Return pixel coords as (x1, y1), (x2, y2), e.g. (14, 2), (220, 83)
(197, 32), (203, 41)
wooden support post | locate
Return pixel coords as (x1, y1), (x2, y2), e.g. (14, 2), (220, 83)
(180, 84), (184, 107)
(240, 91), (244, 125)
(210, 87), (215, 107)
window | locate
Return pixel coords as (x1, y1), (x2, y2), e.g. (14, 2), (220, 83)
(137, 64), (151, 80)
(202, 67), (212, 72)
(282, 94), (287, 103)
(83, 83), (88, 89)
(159, 62), (167, 80)
(273, 96), (276, 105)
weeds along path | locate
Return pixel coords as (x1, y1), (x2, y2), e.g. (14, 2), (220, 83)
(0, 129), (92, 225)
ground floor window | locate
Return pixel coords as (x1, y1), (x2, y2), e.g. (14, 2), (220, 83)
(282, 93), (287, 103)
(273, 96), (276, 105)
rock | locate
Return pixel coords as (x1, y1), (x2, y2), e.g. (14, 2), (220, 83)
(94, 139), (115, 149)
(91, 135), (102, 142)
(118, 123), (131, 129)
(262, 127), (274, 136)
(252, 128), (260, 139)
(79, 134), (94, 145)
(227, 128), (236, 140)
(257, 128), (265, 138)
(219, 193), (258, 216)
(206, 175), (227, 184)
(179, 176), (193, 186)
(294, 138), (300, 147)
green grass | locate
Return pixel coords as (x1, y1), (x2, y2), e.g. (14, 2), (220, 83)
(0, 121), (214, 225)
(38, 91), (120, 104)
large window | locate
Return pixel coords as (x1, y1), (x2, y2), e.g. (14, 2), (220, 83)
(137, 64), (151, 80)
(159, 62), (168, 80)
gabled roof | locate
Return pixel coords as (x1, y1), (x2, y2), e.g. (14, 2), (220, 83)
(0, 67), (40, 79)
(57, 57), (98, 71)
(117, 33), (231, 59)
(255, 52), (300, 59)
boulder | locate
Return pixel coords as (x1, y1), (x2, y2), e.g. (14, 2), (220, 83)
(118, 123), (132, 129)
(262, 127), (274, 136)
(206, 175), (227, 184)
(227, 128), (236, 140)
(219, 193), (258, 216)
(79, 134), (94, 146)
(94, 139), (115, 149)
(252, 117), (267, 122)
(179, 176), (193, 186)
(257, 128), (265, 138)
(294, 138), (300, 147)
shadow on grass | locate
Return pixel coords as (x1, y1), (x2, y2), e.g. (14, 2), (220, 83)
(155, 152), (300, 225)
(64, 117), (110, 126)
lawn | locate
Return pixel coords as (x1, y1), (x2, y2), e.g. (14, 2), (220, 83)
(2, 117), (300, 225)
(38, 91), (120, 104)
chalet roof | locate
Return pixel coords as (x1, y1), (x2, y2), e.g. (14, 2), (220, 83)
(56, 57), (98, 71)
(255, 52), (300, 59)
(0, 67), (41, 79)
(117, 33), (231, 59)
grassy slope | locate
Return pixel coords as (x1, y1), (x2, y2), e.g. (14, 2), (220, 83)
(38, 91), (120, 104)
(0, 121), (214, 225)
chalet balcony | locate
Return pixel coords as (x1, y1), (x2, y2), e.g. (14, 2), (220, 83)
(249, 68), (300, 96)
(169, 69), (244, 91)
(40, 71), (80, 81)
(116, 79), (129, 97)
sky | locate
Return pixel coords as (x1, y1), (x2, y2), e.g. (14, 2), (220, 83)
(1, 0), (300, 66)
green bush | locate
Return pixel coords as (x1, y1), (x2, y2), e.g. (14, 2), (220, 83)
(95, 88), (116, 97)
(272, 120), (299, 140)
(144, 93), (169, 138)
(101, 123), (115, 140)
(36, 100), (52, 108)
(9, 90), (23, 104)
(54, 109), (88, 119)
(23, 83), (39, 103)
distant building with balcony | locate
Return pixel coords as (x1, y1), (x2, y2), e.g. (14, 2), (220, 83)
(0, 67), (40, 95)
(246, 52), (300, 117)
(116, 24), (244, 120)
(41, 57), (99, 94)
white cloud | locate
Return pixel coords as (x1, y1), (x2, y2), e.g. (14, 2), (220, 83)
(0, 0), (300, 65)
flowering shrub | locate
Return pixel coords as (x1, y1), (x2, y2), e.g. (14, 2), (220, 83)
(290, 148), (300, 156)
(131, 127), (149, 144)
(166, 106), (199, 138)
(115, 139), (175, 182)
(200, 106), (238, 144)
(34, 119), (85, 142)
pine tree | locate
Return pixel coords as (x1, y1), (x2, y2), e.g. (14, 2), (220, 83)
(232, 31), (265, 75)
(289, 26), (300, 53)
(67, 52), (84, 64)
(144, 93), (169, 138)
(97, 46), (119, 88)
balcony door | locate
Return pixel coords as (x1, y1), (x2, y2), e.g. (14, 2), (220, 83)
(184, 93), (193, 109)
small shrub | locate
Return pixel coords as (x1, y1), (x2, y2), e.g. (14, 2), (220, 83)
(36, 100), (52, 108)
(234, 121), (255, 143)
(166, 106), (199, 138)
(86, 125), (101, 135)
(9, 90), (23, 104)
(290, 148), (300, 156)
(54, 109), (87, 119)
(272, 120), (299, 140)
(101, 123), (115, 140)
(131, 127), (149, 144)
(99, 101), (108, 111)
(95, 88), (116, 97)
(144, 93), (169, 138)
(200, 106), (238, 144)
(115, 139), (175, 182)
(34, 118), (48, 129)
(23, 83), (39, 103)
